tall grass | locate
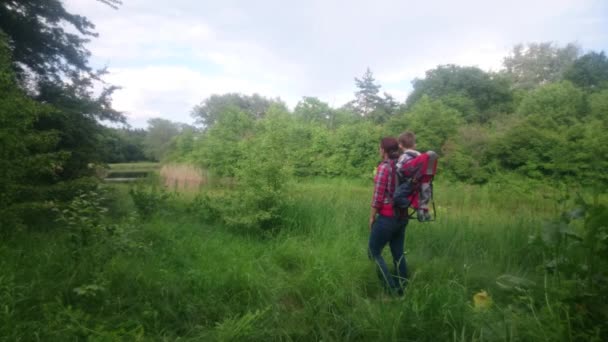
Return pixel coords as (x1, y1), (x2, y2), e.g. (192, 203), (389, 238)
(160, 164), (208, 190)
(0, 179), (602, 340)
(159, 163), (237, 192)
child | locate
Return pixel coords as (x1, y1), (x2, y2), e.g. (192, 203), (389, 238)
(397, 132), (420, 170)
(397, 132), (432, 221)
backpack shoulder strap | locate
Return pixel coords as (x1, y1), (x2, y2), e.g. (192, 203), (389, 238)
(378, 160), (398, 194)
(405, 150), (420, 159)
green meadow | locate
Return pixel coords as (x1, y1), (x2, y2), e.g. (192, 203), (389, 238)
(3, 177), (604, 341)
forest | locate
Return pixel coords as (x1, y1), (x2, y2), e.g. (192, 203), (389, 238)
(1, 0), (607, 341)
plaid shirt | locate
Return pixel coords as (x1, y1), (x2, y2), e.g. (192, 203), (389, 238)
(371, 159), (398, 209)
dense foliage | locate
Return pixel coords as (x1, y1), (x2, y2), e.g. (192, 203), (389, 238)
(0, 1), (127, 229)
(0, 33), (64, 228)
(172, 44), (607, 189)
(99, 127), (148, 163)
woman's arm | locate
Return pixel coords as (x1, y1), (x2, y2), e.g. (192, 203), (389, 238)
(370, 163), (387, 230)
(369, 207), (378, 230)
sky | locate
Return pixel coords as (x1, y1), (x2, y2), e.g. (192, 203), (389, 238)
(64, 0), (608, 128)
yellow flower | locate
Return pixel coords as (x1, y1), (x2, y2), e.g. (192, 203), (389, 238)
(473, 290), (493, 311)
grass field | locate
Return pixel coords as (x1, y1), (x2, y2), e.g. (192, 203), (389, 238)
(0, 178), (604, 341)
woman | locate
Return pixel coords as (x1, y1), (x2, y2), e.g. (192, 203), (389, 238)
(369, 137), (408, 296)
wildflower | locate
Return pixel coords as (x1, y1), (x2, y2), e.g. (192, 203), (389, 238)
(473, 290), (492, 311)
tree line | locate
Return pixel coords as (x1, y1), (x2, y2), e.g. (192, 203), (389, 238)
(169, 43), (608, 187)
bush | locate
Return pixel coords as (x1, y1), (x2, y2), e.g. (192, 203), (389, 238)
(517, 81), (586, 128)
(129, 186), (172, 220)
(442, 125), (493, 183)
(53, 191), (114, 258)
(187, 193), (222, 222)
(391, 95), (463, 153)
(0, 178), (100, 233)
(527, 194), (608, 339)
(221, 106), (292, 231)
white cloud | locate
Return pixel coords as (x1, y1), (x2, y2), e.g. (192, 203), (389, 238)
(63, 0), (608, 127)
(104, 65), (292, 125)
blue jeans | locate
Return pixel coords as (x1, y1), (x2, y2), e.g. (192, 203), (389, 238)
(368, 214), (408, 294)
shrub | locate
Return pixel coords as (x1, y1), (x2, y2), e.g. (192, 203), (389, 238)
(517, 81), (586, 128)
(187, 193), (222, 222)
(527, 194), (608, 339)
(53, 191), (112, 258)
(221, 106), (292, 231)
(129, 186), (172, 220)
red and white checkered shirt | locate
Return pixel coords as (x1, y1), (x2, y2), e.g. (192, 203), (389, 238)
(371, 159), (398, 215)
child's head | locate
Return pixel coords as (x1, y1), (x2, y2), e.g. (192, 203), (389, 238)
(398, 131), (416, 150)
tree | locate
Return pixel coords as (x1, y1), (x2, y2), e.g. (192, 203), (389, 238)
(0, 0), (116, 87)
(143, 118), (183, 161)
(397, 96), (463, 153)
(224, 105), (292, 230)
(351, 69), (399, 123)
(353, 68), (383, 117)
(327, 106), (360, 129)
(503, 42), (580, 89)
(486, 82), (597, 182)
(192, 93), (285, 128)
(381, 92), (400, 116)
(442, 125), (493, 184)
(576, 119), (608, 186)
(517, 81), (586, 128)
(0, 0), (124, 182)
(564, 51), (608, 90)
(589, 89), (608, 122)
(294, 97), (332, 124)
(0, 32), (67, 228)
(99, 127), (147, 163)
(0, 0), (124, 120)
(192, 106), (254, 177)
(587, 89), (608, 182)
(168, 125), (198, 160)
(33, 77), (123, 179)
(97, 0), (122, 9)
(405, 65), (513, 123)
(486, 121), (563, 179)
(325, 121), (382, 177)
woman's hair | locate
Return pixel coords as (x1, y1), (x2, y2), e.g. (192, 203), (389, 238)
(380, 137), (400, 160)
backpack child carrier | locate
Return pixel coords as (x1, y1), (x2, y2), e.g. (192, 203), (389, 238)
(393, 151), (439, 222)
